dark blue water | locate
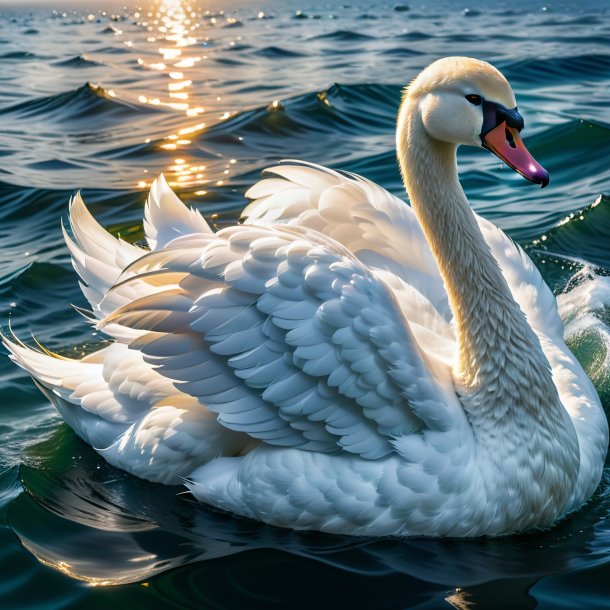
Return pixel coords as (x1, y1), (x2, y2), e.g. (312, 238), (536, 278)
(1, 1), (610, 608)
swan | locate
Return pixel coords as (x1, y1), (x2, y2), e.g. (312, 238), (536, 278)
(4, 57), (607, 537)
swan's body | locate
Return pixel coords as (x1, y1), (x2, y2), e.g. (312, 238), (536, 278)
(5, 57), (607, 537)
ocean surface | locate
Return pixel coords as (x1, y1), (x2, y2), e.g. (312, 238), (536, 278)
(0, 0), (609, 608)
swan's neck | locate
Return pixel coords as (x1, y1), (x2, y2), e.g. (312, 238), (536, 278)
(396, 101), (577, 457)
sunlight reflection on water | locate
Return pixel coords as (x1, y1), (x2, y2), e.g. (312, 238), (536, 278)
(124, 0), (245, 190)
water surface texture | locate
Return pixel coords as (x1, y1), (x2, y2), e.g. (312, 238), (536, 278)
(1, 0), (610, 608)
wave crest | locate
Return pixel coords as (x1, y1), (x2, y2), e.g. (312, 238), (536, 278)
(0, 82), (161, 127)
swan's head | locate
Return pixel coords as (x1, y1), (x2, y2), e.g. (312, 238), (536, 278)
(404, 56), (549, 187)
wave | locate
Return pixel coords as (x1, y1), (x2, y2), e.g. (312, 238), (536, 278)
(93, 46), (132, 54)
(206, 83), (400, 139)
(214, 57), (246, 66)
(253, 46), (305, 58)
(527, 119), (610, 196)
(529, 194), (610, 269)
(26, 159), (82, 171)
(381, 46), (423, 57)
(539, 14), (604, 27)
(444, 33), (481, 42)
(311, 30), (376, 42)
(0, 51), (40, 60)
(501, 54), (610, 83)
(394, 30), (433, 41)
(0, 82), (162, 126)
(556, 263), (610, 401)
(222, 18), (243, 28)
(53, 54), (105, 68)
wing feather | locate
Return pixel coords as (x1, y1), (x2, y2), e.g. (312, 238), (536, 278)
(63, 193), (145, 323)
(63, 176), (214, 345)
(102, 222), (461, 460)
(143, 173), (212, 250)
(242, 161), (451, 322)
(244, 161), (560, 344)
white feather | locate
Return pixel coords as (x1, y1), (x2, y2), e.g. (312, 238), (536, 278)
(144, 173), (212, 250)
(3, 337), (250, 483)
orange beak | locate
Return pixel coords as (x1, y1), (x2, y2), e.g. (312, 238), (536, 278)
(482, 121), (549, 187)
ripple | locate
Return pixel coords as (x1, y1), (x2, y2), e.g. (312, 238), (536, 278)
(381, 46), (423, 57)
(5, 428), (610, 609)
(94, 46), (132, 54)
(394, 30), (433, 41)
(26, 160), (83, 170)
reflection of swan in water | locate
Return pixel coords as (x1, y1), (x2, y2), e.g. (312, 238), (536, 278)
(6, 427), (610, 610)
(3, 57), (608, 537)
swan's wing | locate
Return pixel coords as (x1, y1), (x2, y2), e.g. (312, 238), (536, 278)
(102, 223), (463, 460)
(64, 175), (213, 341)
(476, 216), (563, 340)
(243, 161), (451, 323)
(479, 217), (607, 509)
(3, 338), (248, 484)
(243, 161), (565, 343)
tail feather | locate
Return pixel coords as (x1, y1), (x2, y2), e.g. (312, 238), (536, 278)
(2, 333), (128, 449)
(2, 333), (251, 483)
(3, 334), (99, 400)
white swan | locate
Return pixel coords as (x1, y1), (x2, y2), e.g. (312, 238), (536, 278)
(4, 57), (607, 537)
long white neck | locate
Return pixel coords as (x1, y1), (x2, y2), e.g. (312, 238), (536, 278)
(396, 98), (579, 502)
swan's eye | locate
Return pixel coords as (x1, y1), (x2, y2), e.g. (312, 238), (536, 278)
(465, 94), (482, 106)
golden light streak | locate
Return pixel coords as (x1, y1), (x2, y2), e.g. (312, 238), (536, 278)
(130, 0), (240, 190)
(168, 80), (192, 91)
(174, 57), (200, 68)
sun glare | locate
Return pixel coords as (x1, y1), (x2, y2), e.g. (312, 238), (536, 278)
(121, 0), (239, 190)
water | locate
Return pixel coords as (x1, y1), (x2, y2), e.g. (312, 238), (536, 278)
(0, 0), (609, 607)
